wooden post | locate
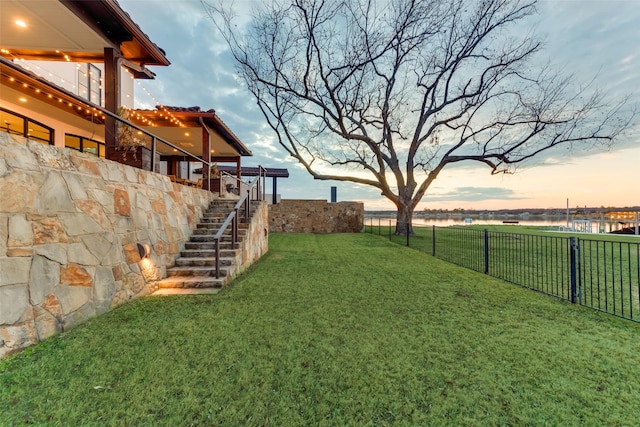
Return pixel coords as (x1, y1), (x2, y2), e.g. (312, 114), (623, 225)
(104, 47), (121, 159)
(202, 126), (211, 191)
(272, 177), (277, 204)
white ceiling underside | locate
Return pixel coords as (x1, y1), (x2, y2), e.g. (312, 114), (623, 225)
(0, 0), (111, 55)
(144, 126), (240, 158)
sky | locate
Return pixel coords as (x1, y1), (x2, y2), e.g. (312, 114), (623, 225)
(119, 0), (640, 211)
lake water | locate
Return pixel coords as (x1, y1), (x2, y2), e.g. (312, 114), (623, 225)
(367, 217), (565, 227)
(365, 216), (634, 233)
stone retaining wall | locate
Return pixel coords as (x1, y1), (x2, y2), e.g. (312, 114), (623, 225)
(238, 201), (269, 275)
(0, 133), (216, 357)
(269, 200), (364, 233)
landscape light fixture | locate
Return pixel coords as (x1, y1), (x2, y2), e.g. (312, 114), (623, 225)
(137, 243), (151, 259)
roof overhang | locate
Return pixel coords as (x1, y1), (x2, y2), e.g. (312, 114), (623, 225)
(193, 165), (289, 178)
(131, 108), (253, 158)
(220, 165), (289, 178)
(0, 0), (170, 67)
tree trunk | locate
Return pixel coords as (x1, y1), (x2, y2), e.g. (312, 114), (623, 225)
(394, 204), (414, 236)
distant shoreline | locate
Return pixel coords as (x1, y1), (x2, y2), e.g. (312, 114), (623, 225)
(366, 206), (640, 218)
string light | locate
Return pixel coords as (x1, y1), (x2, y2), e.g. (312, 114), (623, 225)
(2, 49), (183, 127)
(3, 50), (102, 96)
(120, 106), (156, 127)
(134, 78), (186, 127)
(1, 72), (107, 121)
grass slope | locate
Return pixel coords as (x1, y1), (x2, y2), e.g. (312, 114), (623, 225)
(1, 233), (640, 426)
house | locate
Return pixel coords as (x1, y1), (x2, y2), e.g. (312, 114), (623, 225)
(0, 0), (268, 358)
(0, 0), (252, 183)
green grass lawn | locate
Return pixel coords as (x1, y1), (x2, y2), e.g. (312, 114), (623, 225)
(374, 224), (640, 320)
(2, 233), (640, 426)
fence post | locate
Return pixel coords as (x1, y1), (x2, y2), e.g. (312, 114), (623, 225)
(388, 220), (392, 240)
(569, 236), (577, 303)
(432, 225), (436, 256)
(484, 229), (489, 274)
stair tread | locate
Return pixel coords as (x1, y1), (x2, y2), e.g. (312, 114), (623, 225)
(157, 276), (226, 289)
(168, 265), (230, 271)
(181, 250), (237, 255)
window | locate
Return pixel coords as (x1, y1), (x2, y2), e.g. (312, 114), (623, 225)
(78, 64), (101, 104)
(65, 134), (105, 158)
(0, 107), (54, 144)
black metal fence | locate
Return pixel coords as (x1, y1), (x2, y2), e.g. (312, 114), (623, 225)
(364, 220), (640, 322)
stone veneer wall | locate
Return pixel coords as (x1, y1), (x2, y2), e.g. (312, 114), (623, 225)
(269, 200), (364, 233)
(236, 201), (269, 276)
(0, 132), (216, 358)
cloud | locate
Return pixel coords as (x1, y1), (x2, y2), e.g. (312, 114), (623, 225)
(426, 187), (527, 202)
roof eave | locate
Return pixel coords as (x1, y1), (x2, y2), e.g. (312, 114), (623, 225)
(205, 115), (253, 157)
(60, 0), (171, 67)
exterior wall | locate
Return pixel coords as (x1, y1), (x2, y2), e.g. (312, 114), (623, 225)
(2, 85), (106, 148)
(0, 132), (216, 357)
(269, 200), (364, 233)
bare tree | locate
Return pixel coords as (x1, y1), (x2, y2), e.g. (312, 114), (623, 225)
(204, 0), (634, 234)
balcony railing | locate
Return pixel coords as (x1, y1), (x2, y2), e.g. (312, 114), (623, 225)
(102, 107), (215, 190)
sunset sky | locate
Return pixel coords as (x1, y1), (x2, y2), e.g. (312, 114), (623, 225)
(119, 0), (640, 211)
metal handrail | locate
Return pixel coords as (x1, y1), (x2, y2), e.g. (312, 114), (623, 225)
(213, 166), (267, 278)
(104, 108), (204, 164)
(220, 170), (251, 186)
(218, 170), (250, 197)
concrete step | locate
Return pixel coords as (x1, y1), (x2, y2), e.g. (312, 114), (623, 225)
(157, 276), (226, 289)
(206, 201), (238, 207)
(201, 214), (227, 220)
(192, 227), (248, 236)
(204, 206), (257, 213)
(184, 241), (238, 250)
(205, 204), (253, 211)
(153, 288), (221, 295)
(200, 216), (254, 224)
(190, 234), (245, 243)
(166, 265), (229, 277)
(196, 222), (251, 229)
(175, 256), (234, 267)
(181, 249), (237, 258)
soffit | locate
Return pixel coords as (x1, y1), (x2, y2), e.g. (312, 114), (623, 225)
(0, 0), (112, 61)
(140, 126), (242, 158)
(0, 0), (170, 66)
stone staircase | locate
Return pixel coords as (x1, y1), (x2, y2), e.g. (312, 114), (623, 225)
(156, 199), (256, 290)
